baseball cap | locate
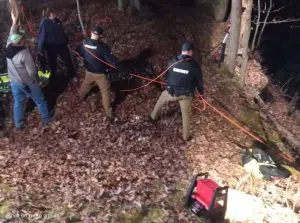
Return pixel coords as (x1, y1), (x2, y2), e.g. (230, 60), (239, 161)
(182, 42), (194, 51)
(10, 34), (23, 44)
(92, 25), (103, 35)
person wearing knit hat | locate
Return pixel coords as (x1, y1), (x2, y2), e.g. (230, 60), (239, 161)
(147, 42), (204, 141)
(10, 33), (23, 44)
(6, 11), (52, 129)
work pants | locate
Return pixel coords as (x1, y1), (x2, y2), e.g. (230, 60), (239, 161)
(79, 71), (112, 118)
(150, 90), (193, 140)
(44, 43), (75, 77)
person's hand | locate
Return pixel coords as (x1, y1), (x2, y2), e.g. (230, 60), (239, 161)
(11, 12), (18, 24)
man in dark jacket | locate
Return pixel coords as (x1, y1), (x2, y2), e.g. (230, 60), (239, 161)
(38, 7), (75, 77)
(148, 42), (204, 141)
(7, 13), (51, 129)
(78, 26), (118, 119)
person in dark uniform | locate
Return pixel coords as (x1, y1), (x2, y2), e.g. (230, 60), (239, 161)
(38, 7), (75, 77)
(77, 26), (118, 120)
(148, 42), (204, 141)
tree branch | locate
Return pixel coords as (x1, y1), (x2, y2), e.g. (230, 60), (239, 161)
(255, 95), (300, 152)
(76, 0), (86, 37)
(256, 0), (273, 49)
(252, 18), (300, 24)
(270, 4), (289, 13)
(251, 0), (261, 52)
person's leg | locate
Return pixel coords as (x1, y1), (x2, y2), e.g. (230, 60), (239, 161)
(28, 83), (52, 124)
(150, 90), (175, 120)
(179, 96), (193, 140)
(78, 71), (95, 99)
(94, 73), (112, 118)
(44, 46), (58, 76)
(58, 45), (75, 77)
(10, 83), (27, 128)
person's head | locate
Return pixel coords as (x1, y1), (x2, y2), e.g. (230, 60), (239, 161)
(10, 33), (25, 46)
(181, 42), (194, 56)
(91, 25), (103, 40)
(42, 7), (56, 19)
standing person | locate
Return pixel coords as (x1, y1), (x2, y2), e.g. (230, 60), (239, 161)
(7, 12), (52, 129)
(77, 25), (119, 120)
(38, 7), (75, 77)
(148, 43), (204, 141)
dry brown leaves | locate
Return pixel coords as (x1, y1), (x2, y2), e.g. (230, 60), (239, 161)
(0, 1), (299, 222)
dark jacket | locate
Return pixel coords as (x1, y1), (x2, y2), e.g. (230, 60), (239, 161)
(167, 54), (204, 96)
(38, 17), (68, 50)
(78, 39), (118, 74)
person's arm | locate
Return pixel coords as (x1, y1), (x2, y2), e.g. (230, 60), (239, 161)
(99, 44), (118, 66)
(55, 18), (69, 45)
(6, 12), (19, 47)
(166, 58), (176, 79)
(23, 49), (38, 81)
(195, 64), (204, 95)
(76, 42), (84, 57)
(38, 19), (46, 51)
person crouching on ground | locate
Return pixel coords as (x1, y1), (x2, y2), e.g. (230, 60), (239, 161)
(77, 25), (119, 121)
(6, 13), (52, 129)
(148, 42), (204, 141)
(38, 7), (75, 77)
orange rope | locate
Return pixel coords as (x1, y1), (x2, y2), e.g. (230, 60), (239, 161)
(120, 60), (184, 92)
(69, 37), (270, 145)
(84, 46), (266, 143)
(84, 46), (173, 89)
(196, 92), (265, 144)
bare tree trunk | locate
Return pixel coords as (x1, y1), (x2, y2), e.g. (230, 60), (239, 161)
(240, 0), (254, 86)
(255, 95), (300, 152)
(226, 0), (242, 74)
(251, 0), (261, 52)
(256, 0), (273, 49)
(76, 0), (86, 37)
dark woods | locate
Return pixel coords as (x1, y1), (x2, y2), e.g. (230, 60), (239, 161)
(254, 0), (300, 111)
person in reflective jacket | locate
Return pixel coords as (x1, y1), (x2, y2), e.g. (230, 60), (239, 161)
(77, 25), (118, 120)
(148, 42), (204, 141)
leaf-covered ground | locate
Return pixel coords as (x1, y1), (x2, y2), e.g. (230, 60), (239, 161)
(0, 1), (299, 222)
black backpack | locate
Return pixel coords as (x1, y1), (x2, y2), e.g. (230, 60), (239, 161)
(242, 144), (291, 180)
